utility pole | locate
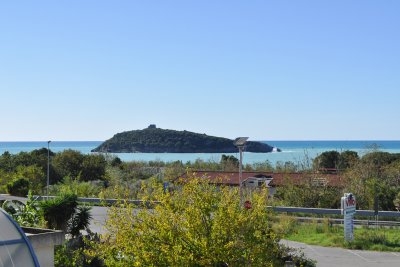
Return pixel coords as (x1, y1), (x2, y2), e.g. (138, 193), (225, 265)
(47, 140), (51, 198)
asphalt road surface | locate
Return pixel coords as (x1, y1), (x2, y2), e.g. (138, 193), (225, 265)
(282, 240), (400, 267)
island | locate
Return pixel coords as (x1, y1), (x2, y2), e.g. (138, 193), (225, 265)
(91, 125), (281, 153)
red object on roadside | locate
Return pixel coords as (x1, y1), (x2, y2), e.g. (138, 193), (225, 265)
(244, 200), (251, 209)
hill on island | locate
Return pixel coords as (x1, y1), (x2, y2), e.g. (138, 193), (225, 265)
(92, 125), (279, 153)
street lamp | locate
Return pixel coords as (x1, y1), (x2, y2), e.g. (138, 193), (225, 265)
(47, 140), (51, 198)
(233, 137), (248, 205)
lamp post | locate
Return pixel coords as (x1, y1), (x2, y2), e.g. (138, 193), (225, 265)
(233, 137), (248, 205)
(47, 140), (51, 198)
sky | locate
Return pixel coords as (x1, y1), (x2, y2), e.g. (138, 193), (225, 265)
(1, 1), (400, 141)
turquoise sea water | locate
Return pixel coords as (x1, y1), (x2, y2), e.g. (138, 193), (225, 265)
(1, 141), (399, 166)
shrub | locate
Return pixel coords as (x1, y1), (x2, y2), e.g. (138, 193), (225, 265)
(6, 177), (30, 196)
(88, 175), (314, 266)
(40, 193), (93, 237)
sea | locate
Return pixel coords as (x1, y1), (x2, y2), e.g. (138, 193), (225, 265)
(1, 140), (400, 166)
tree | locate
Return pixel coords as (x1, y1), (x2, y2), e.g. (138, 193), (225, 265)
(14, 165), (45, 194)
(52, 149), (84, 181)
(337, 150), (359, 170)
(313, 151), (340, 170)
(80, 154), (107, 181)
(220, 154), (239, 171)
(0, 169), (13, 193)
(361, 151), (400, 168)
(342, 151), (400, 210)
(7, 177), (30, 197)
(0, 151), (14, 172)
(394, 191), (400, 211)
(88, 176), (313, 266)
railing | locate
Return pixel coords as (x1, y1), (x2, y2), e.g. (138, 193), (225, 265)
(294, 217), (400, 227)
(8, 195), (400, 219)
(269, 206), (400, 217)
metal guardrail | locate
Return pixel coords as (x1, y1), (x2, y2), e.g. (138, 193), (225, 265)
(269, 206), (400, 217)
(295, 217), (400, 227)
(27, 196), (400, 218)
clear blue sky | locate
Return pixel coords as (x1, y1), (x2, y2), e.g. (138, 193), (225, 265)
(1, 1), (399, 141)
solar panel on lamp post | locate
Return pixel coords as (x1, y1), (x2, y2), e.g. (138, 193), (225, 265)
(233, 137), (248, 206)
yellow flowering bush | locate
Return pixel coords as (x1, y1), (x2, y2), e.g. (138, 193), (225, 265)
(88, 174), (310, 266)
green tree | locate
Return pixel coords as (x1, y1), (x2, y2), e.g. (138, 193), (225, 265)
(342, 151), (398, 210)
(337, 150), (359, 170)
(80, 154), (107, 181)
(0, 169), (13, 193)
(0, 151), (14, 172)
(394, 191), (400, 211)
(313, 151), (340, 170)
(53, 149), (84, 181)
(7, 177), (30, 197)
(89, 176), (313, 266)
(220, 154), (239, 171)
(14, 165), (46, 194)
(361, 151), (400, 168)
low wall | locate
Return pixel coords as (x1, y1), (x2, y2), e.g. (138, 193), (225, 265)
(23, 227), (65, 267)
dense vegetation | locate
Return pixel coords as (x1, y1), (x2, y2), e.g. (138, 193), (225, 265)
(1, 146), (400, 211)
(313, 150), (400, 210)
(91, 126), (276, 153)
(0, 149), (106, 196)
(2, 145), (400, 266)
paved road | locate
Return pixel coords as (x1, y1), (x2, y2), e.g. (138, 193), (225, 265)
(282, 240), (400, 267)
(0, 193), (30, 203)
(89, 206), (108, 234)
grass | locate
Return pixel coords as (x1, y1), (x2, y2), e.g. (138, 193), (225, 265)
(283, 219), (400, 252)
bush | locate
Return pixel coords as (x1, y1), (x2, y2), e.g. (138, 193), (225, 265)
(40, 193), (93, 236)
(49, 176), (102, 197)
(2, 191), (43, 227)
(88, 176), (314, 266)
(40, 193), (79, 231)
(6, 177), (30, 196)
